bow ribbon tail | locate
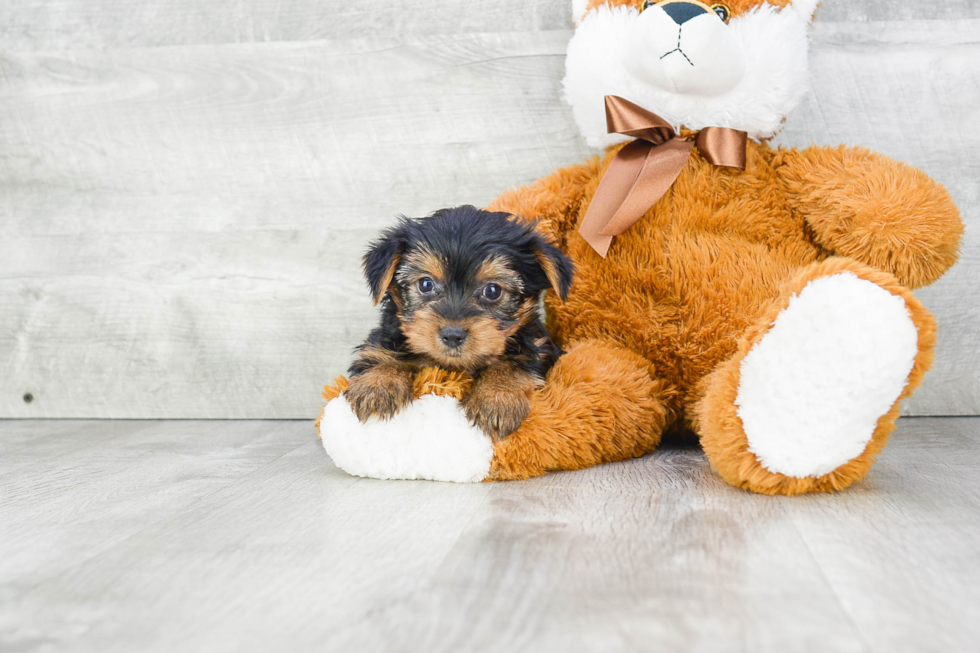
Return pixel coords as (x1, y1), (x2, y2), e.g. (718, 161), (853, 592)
(579, 138), (695, 258)
(696, 127), (748, 169)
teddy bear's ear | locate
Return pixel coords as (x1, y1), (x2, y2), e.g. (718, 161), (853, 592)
(790, 0), (820, 22)
(363, 219), (409, 305)
(571, 0), (590, 26)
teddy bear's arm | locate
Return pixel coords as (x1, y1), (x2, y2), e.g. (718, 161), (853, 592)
(775, 145), (963, 289)
(487, 156), (602, 246)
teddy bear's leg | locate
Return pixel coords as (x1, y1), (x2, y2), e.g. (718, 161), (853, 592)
(487, 339), (673, 481)
(695, 258), (936, 495)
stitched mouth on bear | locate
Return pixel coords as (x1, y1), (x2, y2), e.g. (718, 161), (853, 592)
(627, 0), (747, 97)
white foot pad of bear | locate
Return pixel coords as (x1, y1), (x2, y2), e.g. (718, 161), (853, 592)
(735, 272), (919, 479)
(319, 394), (493, 483)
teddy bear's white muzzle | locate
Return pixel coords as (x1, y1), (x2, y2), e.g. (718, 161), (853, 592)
(625, 2), (746, 97)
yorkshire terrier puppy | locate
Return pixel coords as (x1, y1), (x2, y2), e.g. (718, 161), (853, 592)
(346, 205), (574, 440)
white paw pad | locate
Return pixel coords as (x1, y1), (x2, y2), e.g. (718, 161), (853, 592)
(735, 273), (919, 478)
(319, 394), (493, 483)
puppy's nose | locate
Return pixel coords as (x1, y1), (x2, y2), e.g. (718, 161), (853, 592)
(439, 326), (468, 348)
(661, 2), (708, 24)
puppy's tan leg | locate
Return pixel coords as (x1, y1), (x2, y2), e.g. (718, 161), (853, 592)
(463, 362), (539, 440)
(346, 346), (415, 422)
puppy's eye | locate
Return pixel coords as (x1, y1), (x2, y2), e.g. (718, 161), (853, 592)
(482, 283), (503, 302)
(711, 3), (730, 23)
(417, 277), (435, 295)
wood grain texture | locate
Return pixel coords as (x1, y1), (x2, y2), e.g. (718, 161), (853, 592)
(785, 417), (980, 653)
(0, 0), (572, 50)
(0, 32), (586, 418)
(1, 0), (977, 50)
(1, 416), (978, 651)
(0, 7), (977, 418)
(0, 420), (307, 592)
(350, 457), (868, 653)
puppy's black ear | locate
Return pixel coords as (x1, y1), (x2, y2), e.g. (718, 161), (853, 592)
(363, 221), (408, 305)
(533, 238), (574, 302)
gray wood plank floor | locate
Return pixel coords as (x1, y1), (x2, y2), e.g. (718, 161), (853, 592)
(2, 418), (978, 652)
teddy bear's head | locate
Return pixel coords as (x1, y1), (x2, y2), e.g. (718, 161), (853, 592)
(564, 0), (819, 147)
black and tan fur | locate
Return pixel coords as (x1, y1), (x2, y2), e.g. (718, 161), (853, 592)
(346, 206), (574, 439)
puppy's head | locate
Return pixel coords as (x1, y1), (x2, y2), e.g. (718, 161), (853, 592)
(363, 206), (573, 370)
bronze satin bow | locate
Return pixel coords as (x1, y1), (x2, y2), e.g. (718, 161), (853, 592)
(579, 96), (748, 258)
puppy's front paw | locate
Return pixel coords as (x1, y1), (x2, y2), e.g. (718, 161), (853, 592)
(345, 368), (413, 422)
(463, 373), (534, 440)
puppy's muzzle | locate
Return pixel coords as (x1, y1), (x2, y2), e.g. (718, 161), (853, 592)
(439, 325), (469, 349)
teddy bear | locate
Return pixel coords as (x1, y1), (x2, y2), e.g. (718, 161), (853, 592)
(318, 0), (963, 495)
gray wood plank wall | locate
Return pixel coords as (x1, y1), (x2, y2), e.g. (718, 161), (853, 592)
(1, 1), (977, 418)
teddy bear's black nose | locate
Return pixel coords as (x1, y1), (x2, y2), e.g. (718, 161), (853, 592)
(439, 326), (468, 348)
(661, 2), (708, 24)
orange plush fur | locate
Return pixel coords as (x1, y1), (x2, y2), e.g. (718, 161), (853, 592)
(321, 0), (963, 493)
(480, 137), (961, 493)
